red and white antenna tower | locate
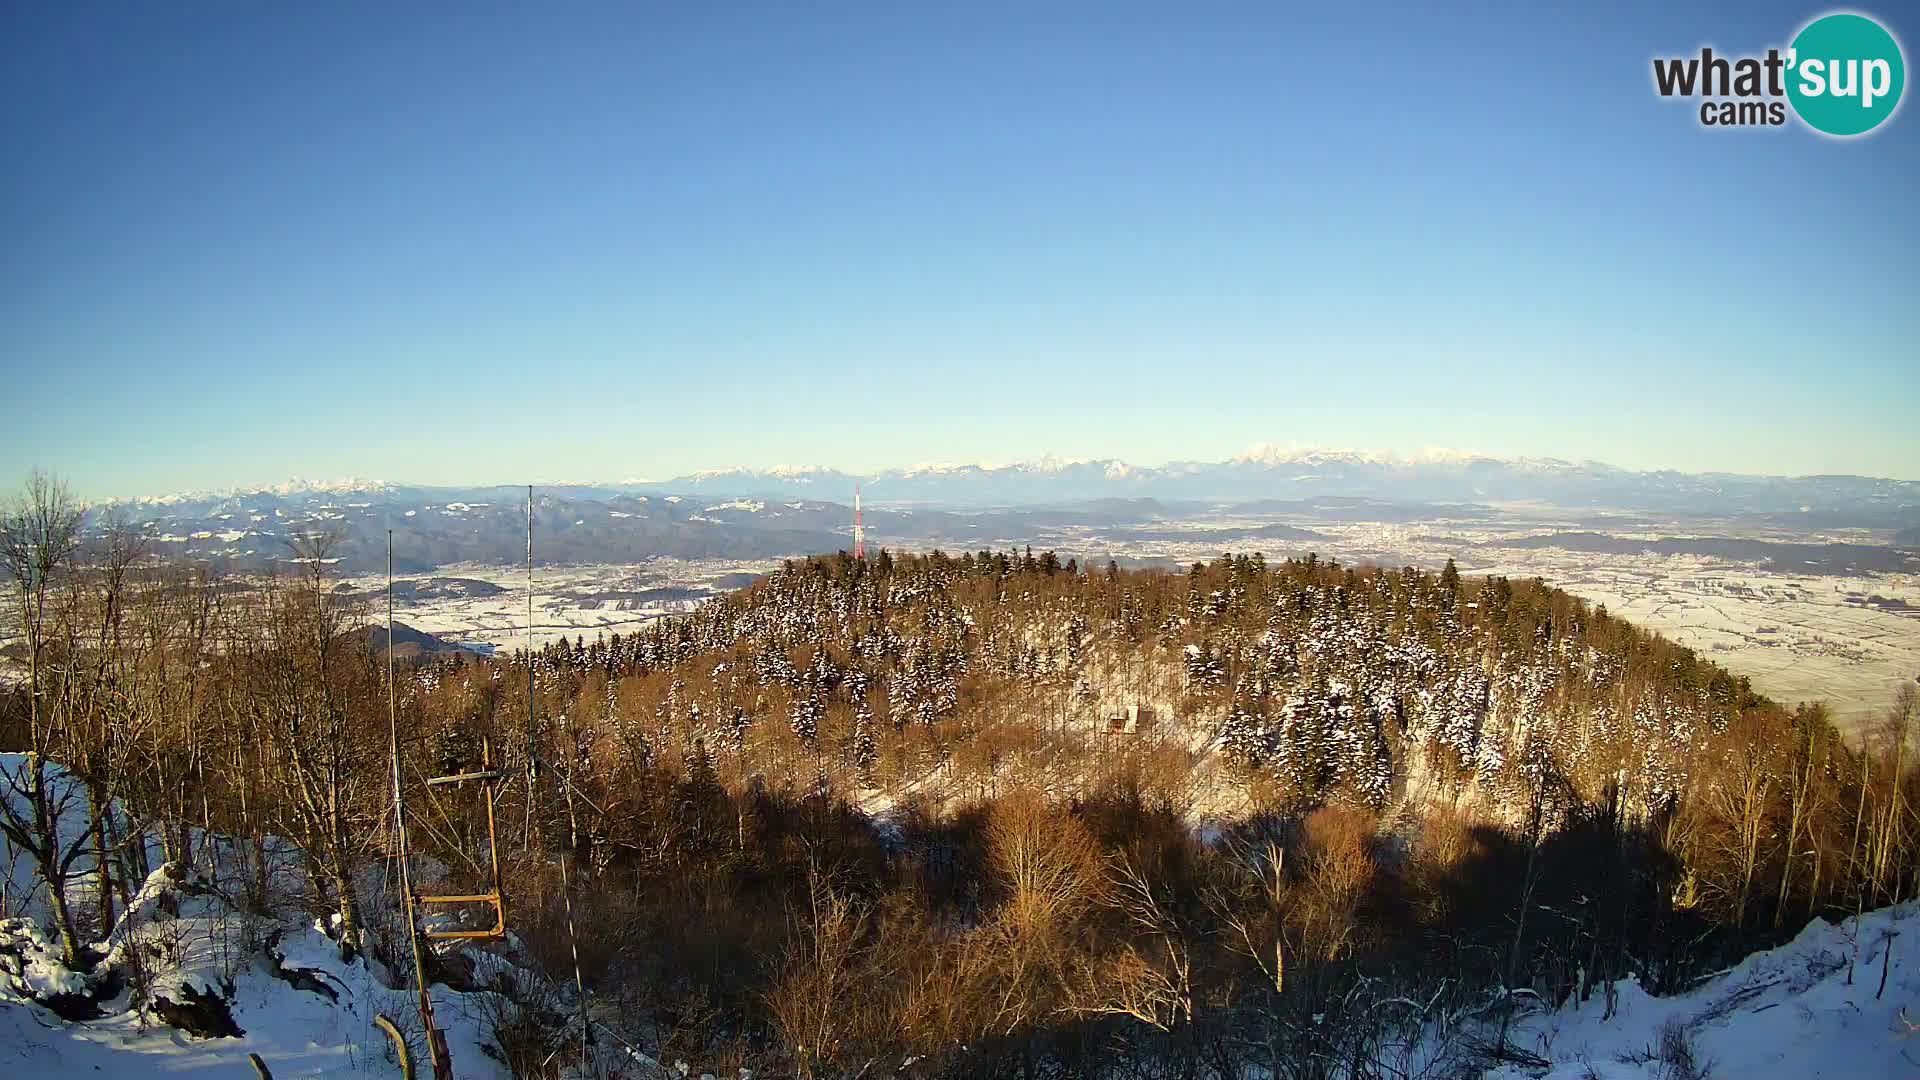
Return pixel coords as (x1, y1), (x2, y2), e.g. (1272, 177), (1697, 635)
(853, 483), (866, 560)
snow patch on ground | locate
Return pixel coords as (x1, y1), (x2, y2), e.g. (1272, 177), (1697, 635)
(1486, 902), (1920, 1080)
(2, 755), (516, 1078)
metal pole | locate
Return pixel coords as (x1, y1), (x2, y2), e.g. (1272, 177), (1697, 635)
(389, 532), (451, 1080)
(528, 485), (536, 750)
(560, 712), (591, 1077)
(482, 735), (504, 922)
(528, 483), (534, 683)
(526, 486), (539, 848)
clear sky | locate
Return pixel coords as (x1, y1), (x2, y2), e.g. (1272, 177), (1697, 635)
(3, 2), (1915, 498)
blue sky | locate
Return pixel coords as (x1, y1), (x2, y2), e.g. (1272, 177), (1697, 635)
(3, 2), (1915, 498)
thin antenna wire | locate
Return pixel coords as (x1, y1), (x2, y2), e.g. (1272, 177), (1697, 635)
(524, 485), (591, 1074)
(389, 529), (449, 1079)
(525, 485), (538, 849)
(529, 483), (536, 754)
(528, 481), (535, 678)
(560, 711), (591, 1076)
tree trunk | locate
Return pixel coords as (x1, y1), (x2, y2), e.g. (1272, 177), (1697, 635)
(1776, 734), (1812, 929)
(23, 757), (86, 968)
(44, 861), (84, 967)
(253, 835), (270, 913)
(89, 776), (116, 937)
(1805, 811), (1825, 924)
(122, 819), (150, 899)
(332, 865), (361, 962)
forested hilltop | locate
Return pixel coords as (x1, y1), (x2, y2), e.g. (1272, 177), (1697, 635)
(6, 472), (1918, 1078)
(595, 546), (1741, 823)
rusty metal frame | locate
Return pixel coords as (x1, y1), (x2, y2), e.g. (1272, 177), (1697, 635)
(417, 736), (509, 942)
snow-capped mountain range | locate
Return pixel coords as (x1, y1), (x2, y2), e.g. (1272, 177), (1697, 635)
(119, 445), (1917, 518)
(648, 447), (1917, 514)
(90, 447), (1916, 574)
(117, 477), (400, 507)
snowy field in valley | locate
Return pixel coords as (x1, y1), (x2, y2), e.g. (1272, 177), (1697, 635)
(335, 558), (781, 653)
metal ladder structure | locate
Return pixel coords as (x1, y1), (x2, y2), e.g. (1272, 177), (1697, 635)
(382, 487), (590, 1078)
(417, 738), (509, 942)
(384, 530), (514, 1080)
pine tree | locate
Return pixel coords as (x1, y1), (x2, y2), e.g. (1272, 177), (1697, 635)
(789, 693), (821, 741)
(853, 699), (877, 784)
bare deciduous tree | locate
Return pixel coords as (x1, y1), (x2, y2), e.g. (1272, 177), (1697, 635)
(0, 471), (89, 965)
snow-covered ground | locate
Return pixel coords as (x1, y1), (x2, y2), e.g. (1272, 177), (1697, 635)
(1, 901), (508, 1079)
(0, 754), (523, 1079)
(1489, 902), (1920, 1080)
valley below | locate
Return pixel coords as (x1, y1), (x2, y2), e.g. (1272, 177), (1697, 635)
(335, 497), (1920, 737)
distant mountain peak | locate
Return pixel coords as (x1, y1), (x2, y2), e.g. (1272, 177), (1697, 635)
(899, 461), (984, 477)
(117, 477), (397, 507)
(1231, 444), (1386, 468)
(254, 476), (396, 497)
(1012, 454), (1097, 473)
(683, 464), (840, 484)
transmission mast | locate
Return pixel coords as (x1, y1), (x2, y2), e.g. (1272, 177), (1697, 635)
(853, 483), (866, 560)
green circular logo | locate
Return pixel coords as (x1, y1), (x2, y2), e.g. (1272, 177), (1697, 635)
(1787, 13), (1906, 136)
